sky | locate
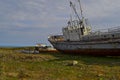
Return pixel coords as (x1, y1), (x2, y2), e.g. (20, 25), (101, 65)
(0, 0), (120, 46)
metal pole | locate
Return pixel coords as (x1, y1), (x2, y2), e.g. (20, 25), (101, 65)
(78, 0), (84, 19)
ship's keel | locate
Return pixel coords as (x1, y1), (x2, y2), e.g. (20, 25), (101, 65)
(57, 49), (120, 56)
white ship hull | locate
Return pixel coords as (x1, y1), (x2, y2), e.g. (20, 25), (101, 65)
(49, 40), (120, 56)
(48, 0), (120, 56)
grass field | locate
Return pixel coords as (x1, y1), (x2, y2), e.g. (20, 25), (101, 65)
(0, 48), (120, 80)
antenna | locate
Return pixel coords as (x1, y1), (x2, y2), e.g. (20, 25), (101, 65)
(78, 0), (84, 20)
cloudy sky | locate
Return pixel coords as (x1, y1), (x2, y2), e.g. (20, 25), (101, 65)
(0, 0), (120, 46)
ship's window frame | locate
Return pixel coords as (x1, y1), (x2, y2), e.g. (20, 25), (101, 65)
(104, 35), (106, 38)
(112, 34), (115, 38)
(67, 39), (70, 41)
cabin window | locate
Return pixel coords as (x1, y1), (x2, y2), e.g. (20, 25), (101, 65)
(104, 35), (106, 38)
(112, 34), (114, 38)
(67, 39), (70, 41)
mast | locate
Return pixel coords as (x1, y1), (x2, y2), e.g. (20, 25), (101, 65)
(77, 0), (86, 35)
(70, 1), (81, 21)
(78, 0), (84, 20)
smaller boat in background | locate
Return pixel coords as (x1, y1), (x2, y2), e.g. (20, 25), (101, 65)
(35, 43), (57, 53)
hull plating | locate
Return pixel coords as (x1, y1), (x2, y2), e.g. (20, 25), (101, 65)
(50, 41), (120, 56)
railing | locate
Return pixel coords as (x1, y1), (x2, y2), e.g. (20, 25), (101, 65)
(91, 26), (120, 35)
(108, 26), (120, 32)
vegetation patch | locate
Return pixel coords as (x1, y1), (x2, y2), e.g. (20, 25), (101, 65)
(0, 48), (120, 80)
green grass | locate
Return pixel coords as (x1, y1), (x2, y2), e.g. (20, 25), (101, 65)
(0, 48), (120, 80)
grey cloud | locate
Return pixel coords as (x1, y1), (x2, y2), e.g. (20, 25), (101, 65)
(1, 0), (120, 46)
